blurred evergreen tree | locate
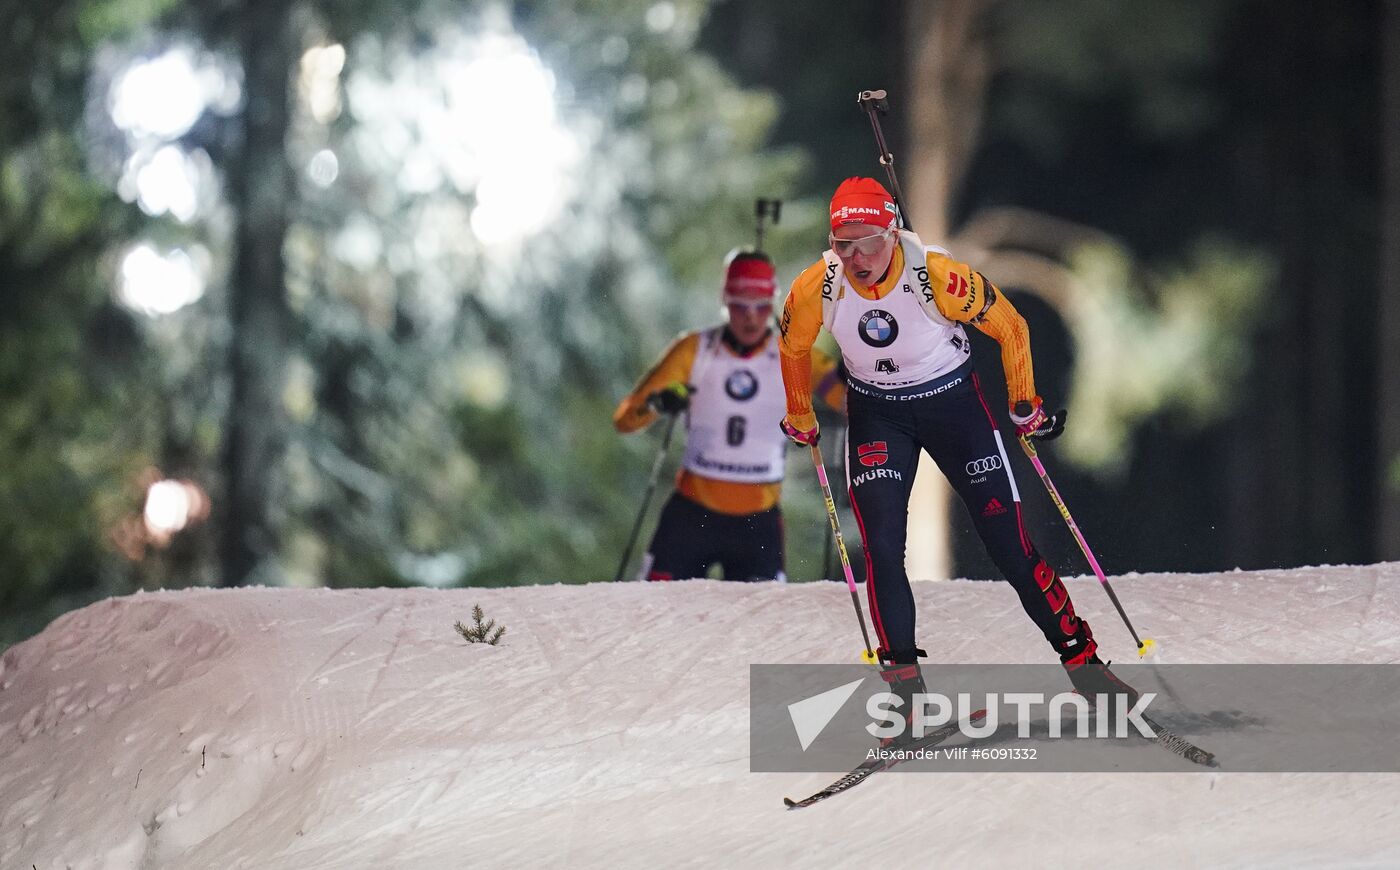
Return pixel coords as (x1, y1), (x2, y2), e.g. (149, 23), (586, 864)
(0, 0), (818, 641)
(0, 0), (178, 642)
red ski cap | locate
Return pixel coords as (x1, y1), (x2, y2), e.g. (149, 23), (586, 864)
(829, 177), (898, 231)
(723, 250), (777, 303)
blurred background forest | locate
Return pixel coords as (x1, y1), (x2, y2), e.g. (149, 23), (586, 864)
(2, 0), (1397, 644)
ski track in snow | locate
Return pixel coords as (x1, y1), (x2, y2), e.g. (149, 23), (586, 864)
(1, 564), (1400, 867)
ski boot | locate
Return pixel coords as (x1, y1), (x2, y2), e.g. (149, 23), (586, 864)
(877, 648), (928, 748)
(1060, 636), (1141, 718)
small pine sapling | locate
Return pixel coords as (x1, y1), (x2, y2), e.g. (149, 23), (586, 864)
(455, 604), (506, 645)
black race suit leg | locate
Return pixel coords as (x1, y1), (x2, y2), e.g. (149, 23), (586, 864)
(720, 505), (785, 582)
(643, 493), (716, 581)
(845, 391), (923, 662)
(916, 371), (1093, 657)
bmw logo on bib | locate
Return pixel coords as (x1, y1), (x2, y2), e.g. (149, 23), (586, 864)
(858, 310), (899, 348)
(725, 369), (759, 401)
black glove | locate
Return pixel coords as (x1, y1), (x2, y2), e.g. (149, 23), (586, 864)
(1011, 400), (1067, 440)
(646, 383), (694, 415)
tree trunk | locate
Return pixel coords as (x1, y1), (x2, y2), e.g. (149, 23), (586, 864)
(906, 0), (991, 243)
(904, 0), (993, 581)
(1382, 0), (1400, 559)
(220, 0), (295, 586)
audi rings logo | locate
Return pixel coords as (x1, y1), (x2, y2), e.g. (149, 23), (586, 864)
(966, 455), (1003, 476)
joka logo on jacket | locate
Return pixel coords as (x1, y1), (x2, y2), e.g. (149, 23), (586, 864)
(857, 441), (889, 467)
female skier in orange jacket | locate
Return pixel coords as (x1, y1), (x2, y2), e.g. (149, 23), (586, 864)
(615, 250), (843, 581)
(777, 177), (1136, 724)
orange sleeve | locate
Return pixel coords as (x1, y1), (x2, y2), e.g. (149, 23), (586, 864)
(973, 284), (1037, 409)
(613, 332), (700, 433)
(777, 260), (828, 431)
(925, 252), (1037, 409)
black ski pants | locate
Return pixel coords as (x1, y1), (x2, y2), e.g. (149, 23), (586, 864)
(844, 362), (1092, 663)
(643, 492), (785, 582)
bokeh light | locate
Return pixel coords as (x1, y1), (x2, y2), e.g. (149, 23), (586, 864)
(108, 48), (230, 223)
(118, 245), (205, 316)
(301, 43), (346, 124)
(142, 478), (211, 544)
(110, 48), (207, 140)
(347, 31), (579, 249)
(308, 149), (340, 187)
(127, 145), (202, 221)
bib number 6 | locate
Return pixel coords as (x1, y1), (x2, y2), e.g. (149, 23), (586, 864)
(726, 415), (746, 447)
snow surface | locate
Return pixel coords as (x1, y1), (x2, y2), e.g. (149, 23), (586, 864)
(4, 563), (1400, 868)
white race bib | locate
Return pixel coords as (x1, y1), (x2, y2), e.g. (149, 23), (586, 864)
(824, 234), (971, 389)
(681, 328), (788, 483)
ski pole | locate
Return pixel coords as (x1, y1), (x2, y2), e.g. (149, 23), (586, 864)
(809, 442), (878, 665)
(1017, 434), (1157, 658)
(821, 502), (834, 582)
(614, 413), (680, 582)
(822, 424), (851, 582)
(856, 89), (913, 231)
(754, 198), (782, 253)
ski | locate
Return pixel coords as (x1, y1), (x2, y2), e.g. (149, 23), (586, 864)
(1142, 714), (1217, 767)
(782, 710), (986, 810)
(781, 707), (1214, 809)
(1072, 688), (1219, 768)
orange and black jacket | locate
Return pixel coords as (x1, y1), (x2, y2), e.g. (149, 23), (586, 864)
(778, 241), (1036, 431)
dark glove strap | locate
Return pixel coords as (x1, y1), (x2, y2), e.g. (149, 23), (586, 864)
(880, 646), (928, 665)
